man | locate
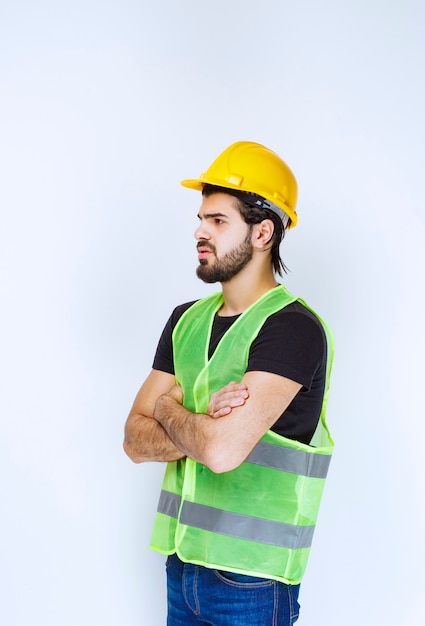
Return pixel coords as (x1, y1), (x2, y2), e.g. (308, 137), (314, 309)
(124, 141), (334, 625)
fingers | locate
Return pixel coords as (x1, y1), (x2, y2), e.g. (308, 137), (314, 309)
(209, 405), (232, 418)
(207, 381), (249, 419)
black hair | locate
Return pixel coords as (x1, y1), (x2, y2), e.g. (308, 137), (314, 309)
(202, 184), (289, 276)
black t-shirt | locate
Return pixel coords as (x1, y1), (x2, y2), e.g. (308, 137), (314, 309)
(153, 298), (327, 445)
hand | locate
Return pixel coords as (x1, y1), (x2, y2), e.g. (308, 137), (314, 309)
(207, 381), (249, 419)
(165, 385), (183, 405)
(153, 384), (183, 424)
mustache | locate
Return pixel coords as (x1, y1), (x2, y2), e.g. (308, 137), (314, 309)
(196, 241), (216, 253)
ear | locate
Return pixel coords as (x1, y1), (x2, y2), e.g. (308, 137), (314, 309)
(252, 219), (275, 250)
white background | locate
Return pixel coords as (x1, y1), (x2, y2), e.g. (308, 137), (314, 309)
(1, 1), (424, 624)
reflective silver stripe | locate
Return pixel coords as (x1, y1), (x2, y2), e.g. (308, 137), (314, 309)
(180, 501), (315, 550)
(245, 442), (331, 479)
(157, 490), (181, 519)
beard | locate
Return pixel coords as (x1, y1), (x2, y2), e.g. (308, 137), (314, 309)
(196, 229), (253, 284)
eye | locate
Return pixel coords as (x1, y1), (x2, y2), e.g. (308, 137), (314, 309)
(214, 218), (224, 225)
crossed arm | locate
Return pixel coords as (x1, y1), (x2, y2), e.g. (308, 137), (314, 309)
(123, 369), (301, 473)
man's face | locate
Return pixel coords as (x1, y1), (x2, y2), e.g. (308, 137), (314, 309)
(194, 193), (253, 284)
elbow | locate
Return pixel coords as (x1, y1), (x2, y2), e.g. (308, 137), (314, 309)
(208, 461), (238, 474)
(123, 437), (143, 464)
(207, 458), (243, 474)
(202, 444), (244, 474)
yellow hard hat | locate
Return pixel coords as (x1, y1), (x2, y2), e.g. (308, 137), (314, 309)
(181, 141), (298, 227)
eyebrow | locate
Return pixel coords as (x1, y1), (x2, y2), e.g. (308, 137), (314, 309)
(197, 212), (229, 220)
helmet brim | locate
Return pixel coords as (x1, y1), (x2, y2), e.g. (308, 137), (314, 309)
(180, 178), (205, 191)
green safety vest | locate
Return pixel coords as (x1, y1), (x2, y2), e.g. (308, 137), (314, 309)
(150, 285), (334, 585)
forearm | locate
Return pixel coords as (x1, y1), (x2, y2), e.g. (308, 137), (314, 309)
(123, 413), (185, 463)
(153, 394), (213, 466)
(123, 370), (186, 464)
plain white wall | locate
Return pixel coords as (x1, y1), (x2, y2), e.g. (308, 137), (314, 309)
(1, 1), (424, 624)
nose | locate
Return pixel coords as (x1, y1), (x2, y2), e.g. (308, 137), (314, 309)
(194, 220), (210, 241)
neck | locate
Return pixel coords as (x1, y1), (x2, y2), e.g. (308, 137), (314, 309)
(218, 265), (279, 316)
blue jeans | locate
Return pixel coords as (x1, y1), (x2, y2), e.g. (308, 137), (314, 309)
(166, 554), (300, 625)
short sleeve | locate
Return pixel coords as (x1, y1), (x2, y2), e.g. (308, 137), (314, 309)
(246, 302), (326, 391)
(152, 301), (196, 374)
